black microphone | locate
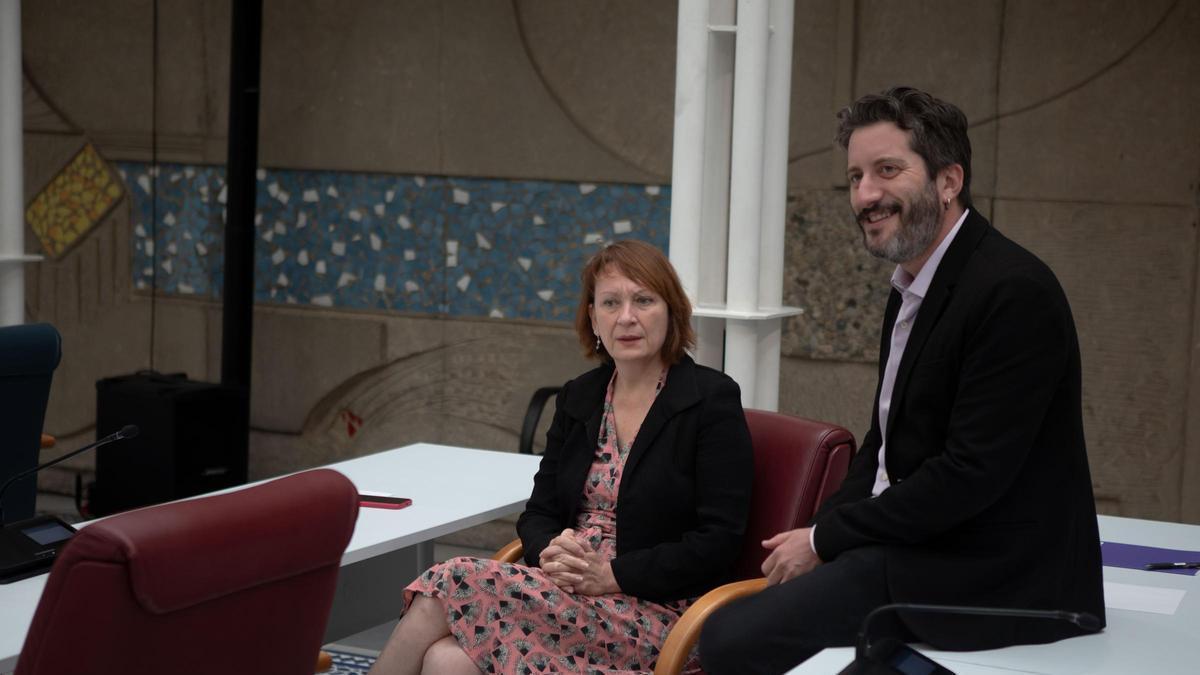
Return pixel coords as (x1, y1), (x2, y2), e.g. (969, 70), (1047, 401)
(0, 425), (139, 524)
(838, 602), (1102, 674)
(0, 425), (140, 583)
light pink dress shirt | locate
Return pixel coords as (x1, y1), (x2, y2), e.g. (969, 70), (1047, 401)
(870, 209), (969, 496)
(808, 209), (970, 557)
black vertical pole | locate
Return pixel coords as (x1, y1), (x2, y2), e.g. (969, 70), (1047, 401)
(221, 0), (262, 392)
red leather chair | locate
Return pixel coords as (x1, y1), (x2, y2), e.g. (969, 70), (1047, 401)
(15, 468), (359, 675)
(493, 409), (855, 675)
(725, 409), (854, 581)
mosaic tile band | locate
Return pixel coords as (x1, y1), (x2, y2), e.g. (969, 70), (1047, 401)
(119, 162), (669, 322)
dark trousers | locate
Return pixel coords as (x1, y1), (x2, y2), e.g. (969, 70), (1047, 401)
(699, 545), (913, 675)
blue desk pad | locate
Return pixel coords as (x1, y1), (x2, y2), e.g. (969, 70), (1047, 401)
(1101, 541), (1200, 576)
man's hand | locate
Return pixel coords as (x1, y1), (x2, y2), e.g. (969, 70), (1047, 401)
(761, 527), (821, 585)
(538, 528), (619, 595)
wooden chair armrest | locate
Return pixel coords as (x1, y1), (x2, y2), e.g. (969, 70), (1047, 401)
(41, 433), (56, 449)
(316, 649), (333, 672)
(492, 540), (765, 673)
(493, 538), (524, 563)
(654, 578), (768, 675)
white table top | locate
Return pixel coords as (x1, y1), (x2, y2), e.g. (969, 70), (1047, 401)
(0, 443), (542, 673)
(323, 443), (541, 565)
(790, 515), (1200, 674)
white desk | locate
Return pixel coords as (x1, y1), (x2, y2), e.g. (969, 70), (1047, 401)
(790, 515), (1200, 674)
(0, 443), (542, 673)
(319, 443), (541, 641)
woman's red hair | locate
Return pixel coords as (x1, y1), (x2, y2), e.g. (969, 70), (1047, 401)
(574, 240), (695, 363)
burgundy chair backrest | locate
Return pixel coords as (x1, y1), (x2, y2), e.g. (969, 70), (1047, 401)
(15, 468), (359, 675)
(732, 409), (855, 581)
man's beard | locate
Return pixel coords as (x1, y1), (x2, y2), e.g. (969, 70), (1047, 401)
(857, 179), (942, 264)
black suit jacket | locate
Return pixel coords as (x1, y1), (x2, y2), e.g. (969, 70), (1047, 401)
(813, 210), (1106, 649)
(517, 356), (753, 603)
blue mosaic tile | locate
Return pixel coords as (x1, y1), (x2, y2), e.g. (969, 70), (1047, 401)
(439, 176), (670, 321)
(121, 163), (226, 297)
(118, 163), (670, 321)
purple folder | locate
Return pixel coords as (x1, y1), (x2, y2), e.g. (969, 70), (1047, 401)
(1101, 541), (1199, 576)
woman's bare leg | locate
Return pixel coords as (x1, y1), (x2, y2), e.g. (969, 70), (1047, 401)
(421, 636), (482, 675)
(367, 595), (452, 675)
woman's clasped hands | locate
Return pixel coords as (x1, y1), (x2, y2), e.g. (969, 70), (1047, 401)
(538, 528), (620, 596)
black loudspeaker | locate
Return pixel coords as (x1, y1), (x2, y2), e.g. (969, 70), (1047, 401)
(92, 372), (248, 516)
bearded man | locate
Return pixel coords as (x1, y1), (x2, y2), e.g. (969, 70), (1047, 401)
(699, 86), (1106, 674)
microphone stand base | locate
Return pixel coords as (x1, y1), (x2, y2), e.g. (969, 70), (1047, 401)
(0, 515), (76, 584)
(837, 638), (956, 675)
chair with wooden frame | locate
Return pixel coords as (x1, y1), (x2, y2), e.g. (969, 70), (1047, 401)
(494, 408), (855, 674)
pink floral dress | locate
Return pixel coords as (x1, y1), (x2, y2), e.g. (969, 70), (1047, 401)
(405, 370), (692, 674)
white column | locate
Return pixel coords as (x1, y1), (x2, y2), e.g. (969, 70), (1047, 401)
(0, 0), (30, 326)
(694, 0), (736, 369)
(673, 0), (736, 370)
(759, 0), (794, 312)
(725, 0), (768, 314)
(667, 1), (710, 303)
(671, 0), (801, 407)
(755, 321), (783, 410)
(722, 318), (755, 403)
(752, 0), (796, 410)
(723, 0), (770, 403)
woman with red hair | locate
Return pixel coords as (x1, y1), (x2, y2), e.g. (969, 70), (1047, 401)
(370, 240), (753, 675)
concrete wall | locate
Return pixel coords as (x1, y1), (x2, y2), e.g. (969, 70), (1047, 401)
(18, 0), (1200, 553)
(776, 0), (1200, 524)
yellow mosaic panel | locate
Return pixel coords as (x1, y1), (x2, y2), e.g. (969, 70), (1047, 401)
(26, 143), (123, 259)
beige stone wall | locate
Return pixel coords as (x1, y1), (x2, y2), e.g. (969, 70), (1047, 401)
(779, 0), (1200, 524)
(19, 0), (1200, 539)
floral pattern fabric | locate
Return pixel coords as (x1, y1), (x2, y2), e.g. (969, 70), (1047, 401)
(405, 370), (689, 674)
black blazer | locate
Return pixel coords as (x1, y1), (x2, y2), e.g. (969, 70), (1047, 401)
(517, 356), (753, 603)
(813, 210), (1106, 649)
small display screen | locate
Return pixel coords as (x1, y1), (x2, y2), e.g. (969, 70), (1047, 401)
(889, 649), (940, 675)
(22, 521), (74, 546)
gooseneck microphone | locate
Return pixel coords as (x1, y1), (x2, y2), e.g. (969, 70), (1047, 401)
(0, 425), (140, 583)
(0, 425), (139, 524)
(839, 602), (1102, 674)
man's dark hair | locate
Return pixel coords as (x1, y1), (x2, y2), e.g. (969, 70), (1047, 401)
(836, 86), (973, 209)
